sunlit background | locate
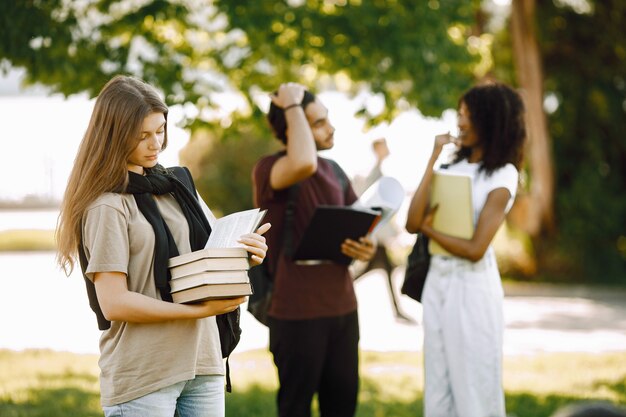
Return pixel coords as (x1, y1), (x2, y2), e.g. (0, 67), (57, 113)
(0, 44), (624, 357)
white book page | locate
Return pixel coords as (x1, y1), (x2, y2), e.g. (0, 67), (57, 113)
(205, 208), (264, 248)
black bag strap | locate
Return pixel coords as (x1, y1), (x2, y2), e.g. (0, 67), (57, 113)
(79, 244), (110, 330)
(325, 157), (349, 199)
(282, 184), (300, 258)
(169, 166), (195, 193)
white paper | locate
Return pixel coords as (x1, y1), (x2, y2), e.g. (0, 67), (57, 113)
(352, 176), (404, 235)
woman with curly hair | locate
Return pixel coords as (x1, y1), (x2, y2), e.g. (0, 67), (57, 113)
(406, 82), (526, 417)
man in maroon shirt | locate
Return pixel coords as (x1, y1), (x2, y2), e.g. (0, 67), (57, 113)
(252, 82), (376, 417)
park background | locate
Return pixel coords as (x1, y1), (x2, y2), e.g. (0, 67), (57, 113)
(0, 0), (625, 416)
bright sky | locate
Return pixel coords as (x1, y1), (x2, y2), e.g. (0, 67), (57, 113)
(0, 72), (458, 207)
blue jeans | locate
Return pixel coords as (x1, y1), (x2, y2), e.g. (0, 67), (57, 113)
(102, 375), (225, 417)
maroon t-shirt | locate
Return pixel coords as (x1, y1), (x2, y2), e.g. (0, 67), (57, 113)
(252, 152), (359, 320)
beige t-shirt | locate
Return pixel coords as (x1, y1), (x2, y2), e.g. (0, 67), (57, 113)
(82, 192), (223, 406)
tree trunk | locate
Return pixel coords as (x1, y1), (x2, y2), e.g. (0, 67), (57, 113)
(509, 0), (555, 236)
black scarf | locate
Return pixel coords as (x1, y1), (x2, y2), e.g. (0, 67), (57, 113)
(125, 166), (212, 302)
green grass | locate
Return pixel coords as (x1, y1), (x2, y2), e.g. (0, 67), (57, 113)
(0, 349), (101, 417)
(0, 230), (56, 251)
(1, 349), (624, 417)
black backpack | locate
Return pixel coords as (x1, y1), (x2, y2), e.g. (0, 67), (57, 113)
(170, 167), (241, 392)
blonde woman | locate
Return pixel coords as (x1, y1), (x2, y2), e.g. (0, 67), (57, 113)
(56, 75), (269, 416)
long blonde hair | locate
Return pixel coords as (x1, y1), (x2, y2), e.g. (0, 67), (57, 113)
(56, 75), (169, 275)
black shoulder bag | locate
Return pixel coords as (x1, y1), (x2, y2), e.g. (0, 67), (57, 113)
(400, 164), (450, 303)
(400, 233), (430, 302)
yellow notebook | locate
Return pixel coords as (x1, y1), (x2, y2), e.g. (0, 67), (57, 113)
(428, 170), (474, 256)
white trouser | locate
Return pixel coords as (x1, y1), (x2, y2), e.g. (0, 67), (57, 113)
(422, 249), (505, 417)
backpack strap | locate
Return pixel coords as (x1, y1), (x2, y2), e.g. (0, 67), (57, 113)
(282, 184), (300, 258)
(169, 166), (196, 196)
(79, 244), (111, 330)
(325, 158), (350, 196)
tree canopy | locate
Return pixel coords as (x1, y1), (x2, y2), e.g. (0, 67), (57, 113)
(1, 0), (485, 123)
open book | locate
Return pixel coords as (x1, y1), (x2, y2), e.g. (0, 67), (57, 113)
(428, 170), (474, 256)
(205, 208), (267, 249)
(292, 205), (382, 265)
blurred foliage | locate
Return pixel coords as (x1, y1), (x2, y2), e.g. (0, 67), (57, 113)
(532, 0), (626, 282)
(1, 0), (625, 281)
(213, 0), (482, 122)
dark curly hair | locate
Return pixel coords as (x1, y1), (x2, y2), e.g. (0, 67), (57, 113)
(452, 82), (526, 175)
(267, 90), (317, 144)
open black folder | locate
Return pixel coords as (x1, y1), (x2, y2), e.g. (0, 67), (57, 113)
(292, 205), (382, 265)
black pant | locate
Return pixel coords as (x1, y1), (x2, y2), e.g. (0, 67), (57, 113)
(268, 311), (360, 417)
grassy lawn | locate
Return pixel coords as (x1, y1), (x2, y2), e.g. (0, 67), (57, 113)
(1, 349), (624, 417)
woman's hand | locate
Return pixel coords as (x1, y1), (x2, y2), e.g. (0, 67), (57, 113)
(341, 236), (376, 262)
(239, 222), (271, 267)
(270, 82), (305, 109)
(193, 296), (246, 317)
(431, 132), (457, 161)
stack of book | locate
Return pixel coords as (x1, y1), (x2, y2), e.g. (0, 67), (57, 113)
(168, 207), (266, 304)
(168, 247), (253, 304)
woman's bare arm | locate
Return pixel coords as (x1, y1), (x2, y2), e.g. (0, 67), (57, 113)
(94, 272), (244, 323)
